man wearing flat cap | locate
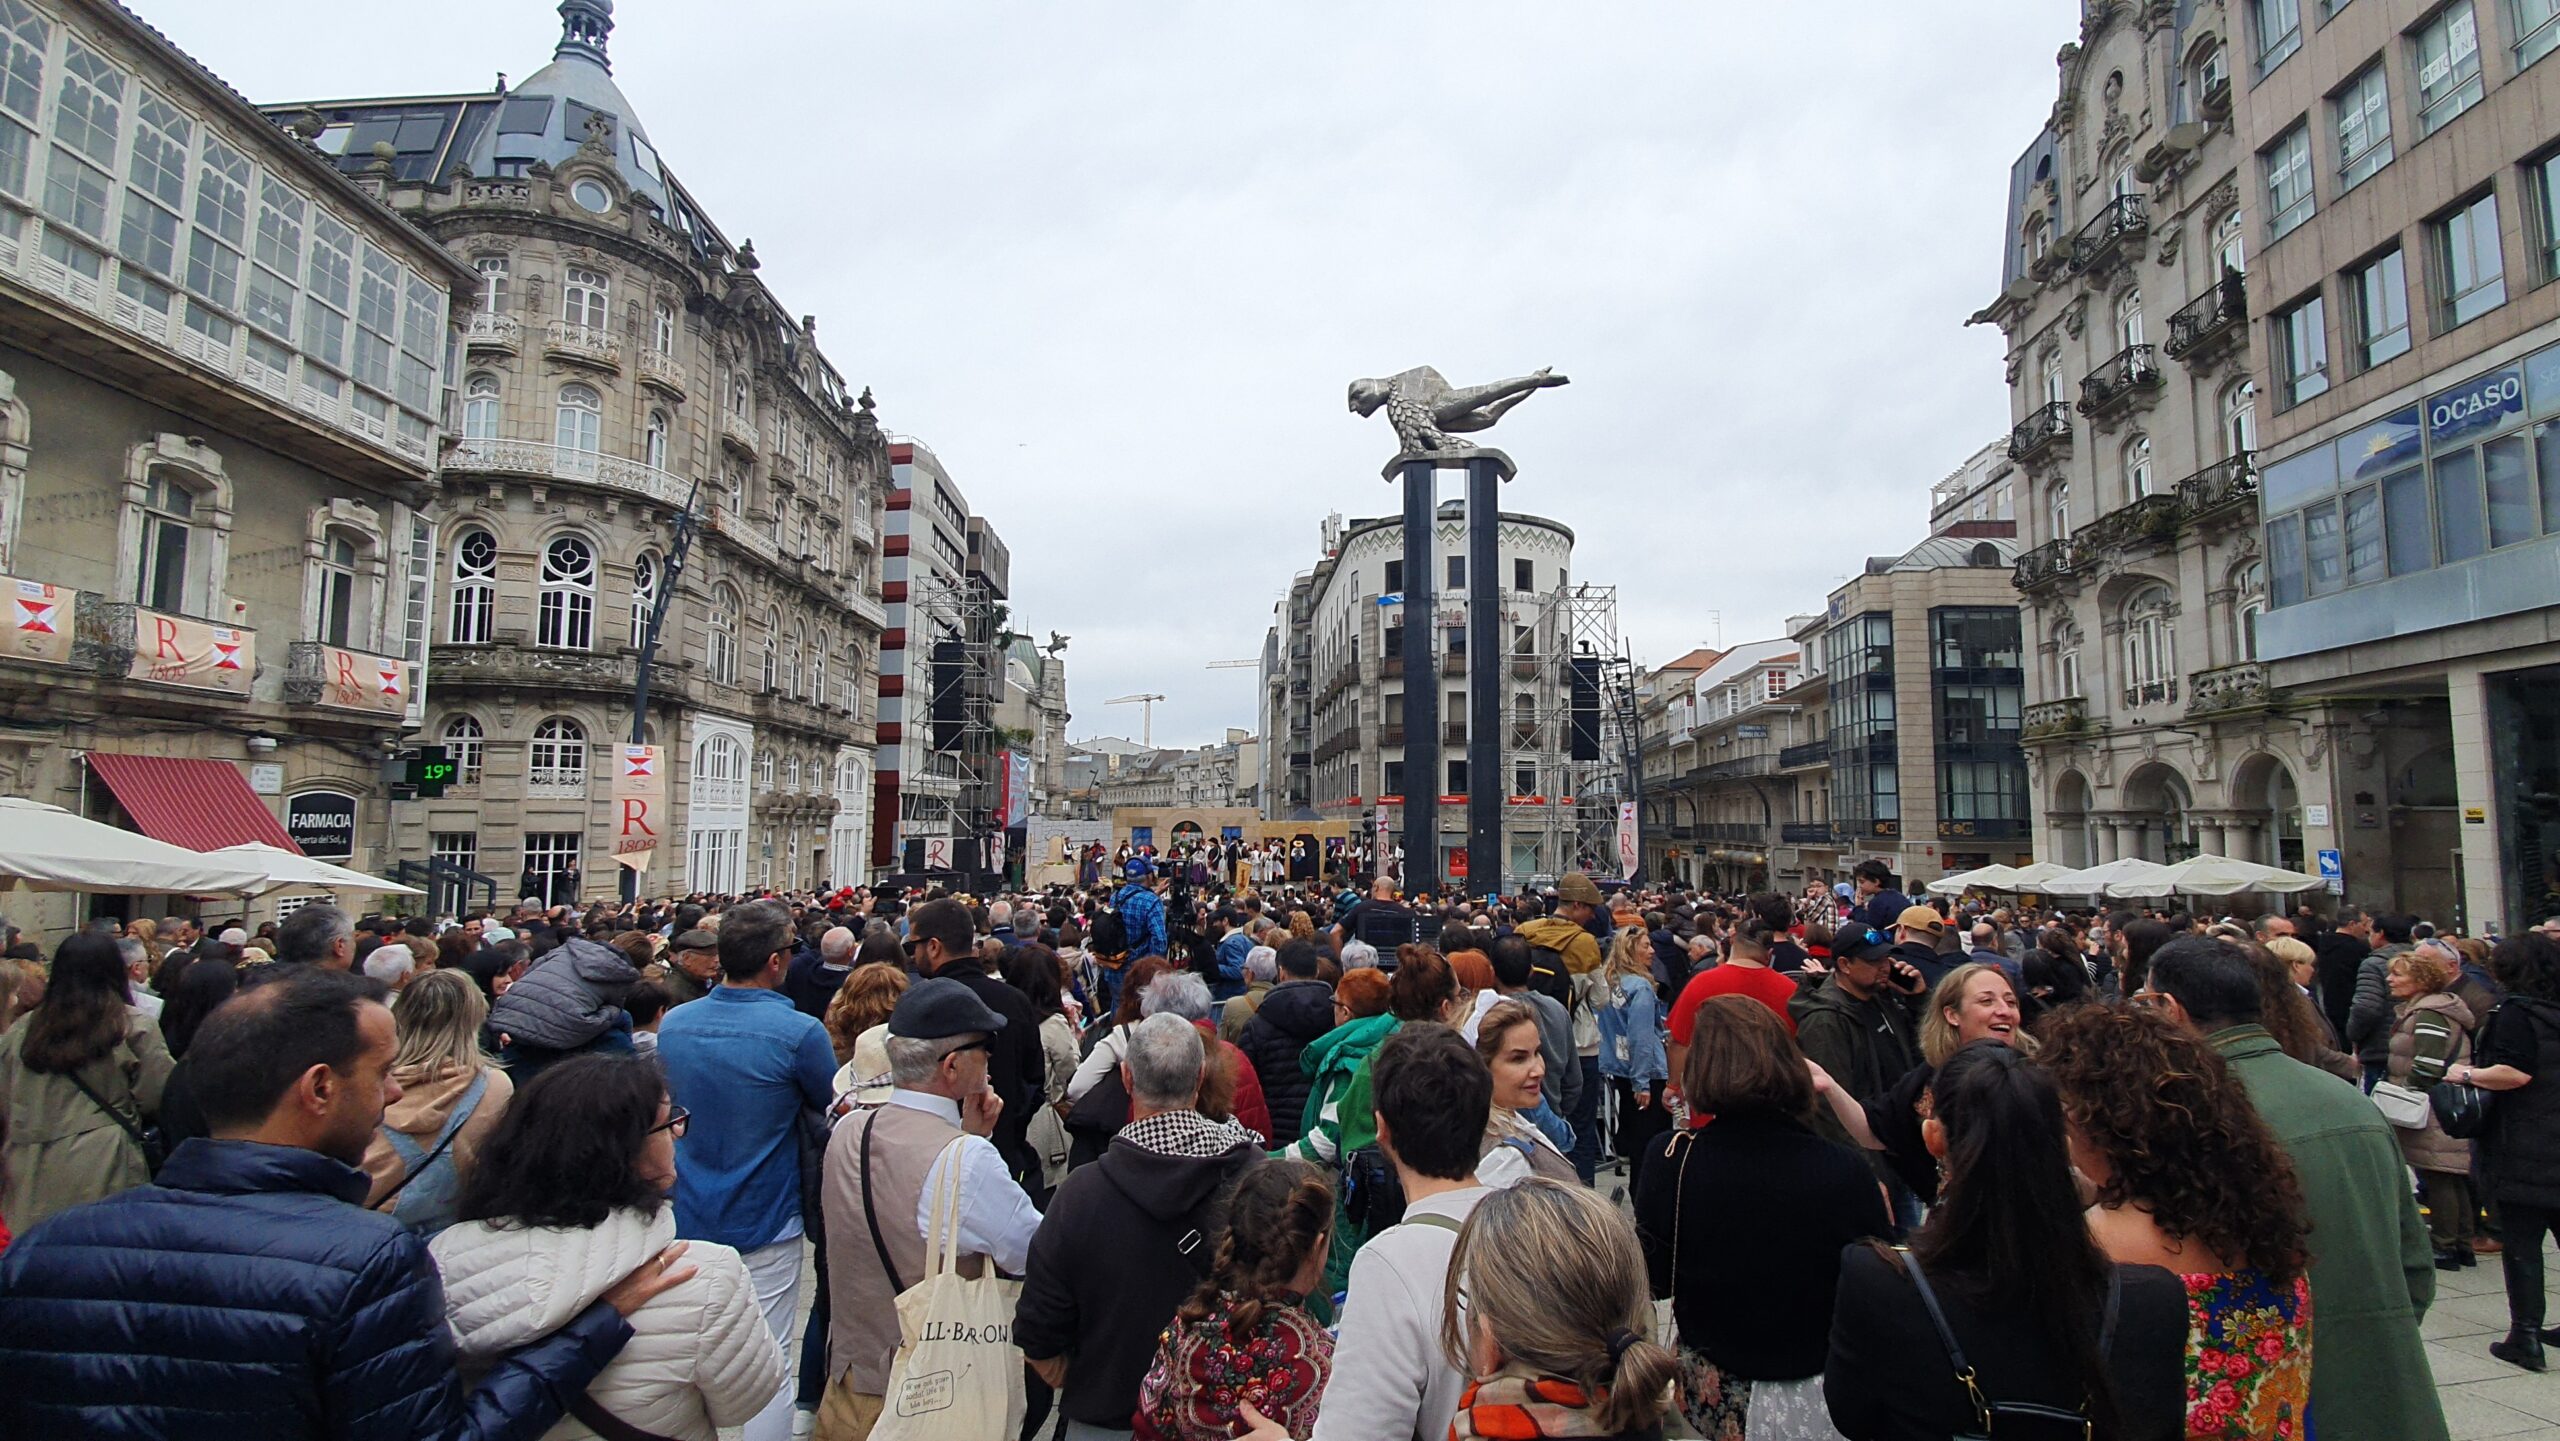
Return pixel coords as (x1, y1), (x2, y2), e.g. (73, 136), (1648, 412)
(815, 977), (1040, 1440)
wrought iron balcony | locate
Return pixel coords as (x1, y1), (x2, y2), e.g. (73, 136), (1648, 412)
(2187, 662), (2271, 717)
(2067, 195), (2148, 275)
(2022, 697), (2090, 742)
(2164, 273), (2246, 362)
(1781, 821), (1835, 844)
(2007, 401), (2073, 463)
(2012, 536), (2091, 592)
(2121, 676), (2180, 710)
(2077, 344), (2163, 418)
(1779, 739), (1831, 769)
(543, 320), (621, 371)
(2078, 492), (2182, 553)
(1699, 821), (1766, 843)
(2175, 452), (2257, 523)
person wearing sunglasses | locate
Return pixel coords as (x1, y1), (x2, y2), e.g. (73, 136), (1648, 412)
(432, 1054), (782, 1441)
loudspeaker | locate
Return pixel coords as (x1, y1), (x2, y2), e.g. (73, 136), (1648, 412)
(1569, 657), (1601, 761)
(930, 641), (967, 751)
(902, 839), (927, 873)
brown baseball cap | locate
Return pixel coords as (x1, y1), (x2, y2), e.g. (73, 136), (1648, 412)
(1895, 905), (1947, 937)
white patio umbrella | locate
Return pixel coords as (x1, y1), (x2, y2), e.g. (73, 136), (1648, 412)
(1925, 864), (2023, 896)
(2138, 854), (2329, 898)
(199, 842), (425, 899)
(2033, 856), (2181, 896)
(2006, 861), (2081, 892)
(0, 796), (271, 895)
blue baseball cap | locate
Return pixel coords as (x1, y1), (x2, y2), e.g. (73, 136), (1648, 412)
(1124, 857), (1155, 880)
(1831, 923), (1891, 963)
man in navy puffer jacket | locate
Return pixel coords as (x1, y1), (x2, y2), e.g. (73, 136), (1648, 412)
(0, 968), (693, 1441)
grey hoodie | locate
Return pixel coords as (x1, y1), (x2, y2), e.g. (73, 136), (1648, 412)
(488, 936), (639, 1051)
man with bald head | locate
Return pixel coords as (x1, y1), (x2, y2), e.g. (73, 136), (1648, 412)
(784, 923), (860, 1020)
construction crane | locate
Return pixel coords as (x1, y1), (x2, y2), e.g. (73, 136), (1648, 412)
(1106, 693), (1167, 747)
(1204, 660), (1257, 670)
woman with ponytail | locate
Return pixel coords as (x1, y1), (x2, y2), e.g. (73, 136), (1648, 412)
(1824, 1040), (2188, 1441)
(1136, 1158), (1335, 1440)
(1432, 1178), (1679, 1439)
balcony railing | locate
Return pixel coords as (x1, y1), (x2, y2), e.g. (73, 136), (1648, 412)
(2022, 697), (2090, 741)
(446, 437), (693, 509)
(720, 410), (759, 457)
(2013, 535), (2088, 592)
(637, 348), (687, 399)
(1698, 822), (1765, 843)
(1778, 738), (1831, 769)
(2007, 401), (2073, 463)
(2175, 452), (2257, 522)
(2121, 676), (2180, 709)
(1781, 821), (1835, 845)
(2067, 194), (2148, 274)
(2164, 273), (2246, 362)
(2077, 343), (2163, 417)
(465, 314), (521, 352)
(1443, 652), (1466, 677)
(543, 320), (621, 371)
(2187, 661), (2271, 717)
(706, 501), (782, 565)
(1511, 657), (1541, 680)
(1443, 720), (1468, 744)
(1695, 754), (1776, 781)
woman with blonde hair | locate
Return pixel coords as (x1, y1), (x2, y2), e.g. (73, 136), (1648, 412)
(2385, 942), (2482, 1269)
(820, 961), (908, 1066)
(1475, 998), (1578, 1187)
(360, 967), (513, 1235)
(1596, 924), (1670, 1189)
(1814, 960), (2027, 1208)
(1438, 1180), (1679, 1440)
(0, 955), (35, 1035)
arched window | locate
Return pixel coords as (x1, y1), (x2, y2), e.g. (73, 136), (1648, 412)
(448, 527), (496, 644)
(2125, 435), (2153, 500)
(2049, 482), (2072, 542)
(787, 620), (806, 697)
(555, 383), (601, 468)
(844, 644), (864, 715)
(2041, 358), (2065, 408)
(2054, 621), (2085, 699)
(530, 716), (588, 787)
(757, 750), (775, 788)
(315, 528), (366, 647)
(442, 713), (485, 782)
(708, 583), (739, 684)
(462, 373), (501, 441)
(536, 534), (596, 650)
(761, 608), (781, 692)
(724, 462), (747, 514)
(2122, 584), (2177, 701)
(630, 552), (658, 646)
(811, 631), (828, 708)
(643, 408), (669, 471)
(2116, 290), (2144, 350)
(2222, 380), (2257, 457)
(2028, 214), (2052, 262)
(2234, 561), (2267, 661)
(563, 266), (608, 330)
(651, 300), (676, 356)
(785, 754), (801, 791)
(2214, 210), (2245, 277)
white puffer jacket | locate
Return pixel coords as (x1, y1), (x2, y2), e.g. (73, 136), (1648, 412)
(430, 1206), (783, 1441)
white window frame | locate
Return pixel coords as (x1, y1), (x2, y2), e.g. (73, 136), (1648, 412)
(536, 534), (597, 651)
(562, 265), (609, 330)
(448, 527), (496, 644)
(442, 714), (485, 782)
(529, 718), (588, 788)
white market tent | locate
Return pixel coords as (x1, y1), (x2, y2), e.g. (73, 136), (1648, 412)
(200, 842), (424, 899)
(2115, 854), (2329, 898)
(1925, 864), (2023, 896)
(2032, 856), (2182, 896)
(0, 795), (271, 895)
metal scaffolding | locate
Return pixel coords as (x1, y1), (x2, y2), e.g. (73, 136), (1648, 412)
(899, 569), (1003, 873)
(1504, 581), (1637, 883)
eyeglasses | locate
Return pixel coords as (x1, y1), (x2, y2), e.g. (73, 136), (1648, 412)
(649, 1105), (690, 1139)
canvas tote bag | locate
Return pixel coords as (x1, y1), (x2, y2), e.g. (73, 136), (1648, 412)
(871, 1137), (1025, 1441)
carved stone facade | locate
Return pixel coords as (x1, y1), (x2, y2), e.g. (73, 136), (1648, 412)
(271, 3), (888, 902)
(1975, 0), (2345, 879)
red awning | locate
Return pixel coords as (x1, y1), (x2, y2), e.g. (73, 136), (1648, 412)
(84, 753), (303, 856)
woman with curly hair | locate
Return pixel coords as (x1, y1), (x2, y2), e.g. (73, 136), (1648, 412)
(2035, 1004), (2313, 1440)
(1135, 1159), (1335, 1440)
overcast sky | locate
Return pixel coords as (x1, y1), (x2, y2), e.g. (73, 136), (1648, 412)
(172, 0), (2066, 749)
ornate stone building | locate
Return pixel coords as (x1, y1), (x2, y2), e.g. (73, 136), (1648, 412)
(1975, 0), (2330, 878)
(0, 0), (469, 936)
(271, 0), (887, 904)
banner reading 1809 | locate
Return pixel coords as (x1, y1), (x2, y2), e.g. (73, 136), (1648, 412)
(611, 745), (664, 872)
(1617, 801), (1640, 881)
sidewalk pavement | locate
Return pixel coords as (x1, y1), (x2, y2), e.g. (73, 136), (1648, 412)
(2427, 1239), (2560, 1441)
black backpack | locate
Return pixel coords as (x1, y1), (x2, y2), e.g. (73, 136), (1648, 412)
(1526, 938), (1577, 1016)
(1087, 908), (1128, 959)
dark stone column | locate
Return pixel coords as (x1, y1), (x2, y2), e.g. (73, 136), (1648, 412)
(1466, 458), (1502, 900)
(1399, 459), (1439, 895)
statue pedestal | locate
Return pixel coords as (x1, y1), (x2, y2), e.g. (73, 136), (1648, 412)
(1380, 447), (1515, 484)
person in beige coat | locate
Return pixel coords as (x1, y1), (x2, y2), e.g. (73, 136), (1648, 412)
(359, 969), (514, 1232)
(2386, 945), (2480, 1268)
(0, 933), (173, 1229)
(431, 1053), (782, 1441)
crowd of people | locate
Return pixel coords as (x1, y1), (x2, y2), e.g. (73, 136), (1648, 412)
(0, 850), (2550, 1440)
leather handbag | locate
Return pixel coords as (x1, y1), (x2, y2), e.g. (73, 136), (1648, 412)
(2369, 1079), (2433, 1129)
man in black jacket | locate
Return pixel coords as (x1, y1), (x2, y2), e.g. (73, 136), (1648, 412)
(909, 896), (1043, 1185)
(2315, 905), (2374, 1048)
(1237, 940), (1334, 1145)
(0, 969), (690, 1441)
(1016, 1013), (1260, 1435)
